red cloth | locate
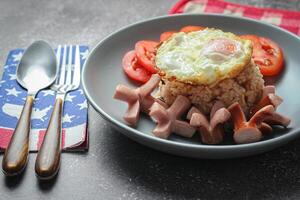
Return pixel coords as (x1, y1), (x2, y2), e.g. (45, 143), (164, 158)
(169, 0), (300, 35)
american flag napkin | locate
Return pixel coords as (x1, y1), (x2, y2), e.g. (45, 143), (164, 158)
(169, 0), (300, 36)
(0, 46), (89, 152)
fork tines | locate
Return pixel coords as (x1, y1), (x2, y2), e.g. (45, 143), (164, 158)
(53, 45), (81, 91)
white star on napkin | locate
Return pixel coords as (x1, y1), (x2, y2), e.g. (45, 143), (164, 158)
(78, 100), (87, 110)
(80, 49), (89, 60)
(6, 87), (22, 97)
(42, 90), (55, 97)
(63, 114), (75, 123)
(78, 89), (84, 95)
(65, 94), (76, 102)
(12, 52), (23, 62)
(8, 74), (17, 80)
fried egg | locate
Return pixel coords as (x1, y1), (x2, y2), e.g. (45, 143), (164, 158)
(155, 28), (252, 85)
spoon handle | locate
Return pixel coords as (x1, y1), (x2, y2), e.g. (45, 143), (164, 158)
(2, 95), (34, 176)
(35, 98), (63, 180)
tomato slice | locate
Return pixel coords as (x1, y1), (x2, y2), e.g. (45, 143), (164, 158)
(122, 50), (151, 83)
(135, 40), (159, 73)
(160, 31), (176, 42)
(180, 25), (206, 33)
(240, 35), (261, 50)
(240, 35), (284, 76)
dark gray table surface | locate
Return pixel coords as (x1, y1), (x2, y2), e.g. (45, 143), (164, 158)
(1, 0), (300, 199)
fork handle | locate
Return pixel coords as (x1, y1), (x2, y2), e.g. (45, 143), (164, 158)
(35, 98), (63, 180)
(2, 95), (34, 176)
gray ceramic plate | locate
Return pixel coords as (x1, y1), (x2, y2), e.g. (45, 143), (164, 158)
(82, 14), (300, 159)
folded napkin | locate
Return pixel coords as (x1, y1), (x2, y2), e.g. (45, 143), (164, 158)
(170, 0), (300, 35)
(0, 46), (89, 152)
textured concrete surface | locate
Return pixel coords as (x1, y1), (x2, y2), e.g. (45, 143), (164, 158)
(1, 0), (300, 199)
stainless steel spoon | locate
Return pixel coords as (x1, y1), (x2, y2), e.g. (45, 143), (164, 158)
(2, 41), (57, 176)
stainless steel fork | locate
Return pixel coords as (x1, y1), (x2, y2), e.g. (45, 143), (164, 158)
(35, 45), (81, 180)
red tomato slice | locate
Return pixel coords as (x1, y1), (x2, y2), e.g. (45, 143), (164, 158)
(240, 35), (284, 76)
(160, 31), (176, 42)
(122, 50), (151, 83)
(180, 25), (206, 33)
(135, 40), (159, 73)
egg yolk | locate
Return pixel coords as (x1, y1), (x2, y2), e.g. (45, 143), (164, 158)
(203, 38), (237, 55)
(201, 38), (241, 63)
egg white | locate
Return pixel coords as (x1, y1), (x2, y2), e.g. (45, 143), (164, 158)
(155, 28), (252, 85)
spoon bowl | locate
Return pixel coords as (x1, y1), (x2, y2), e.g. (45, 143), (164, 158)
(17, 41), (57, 94)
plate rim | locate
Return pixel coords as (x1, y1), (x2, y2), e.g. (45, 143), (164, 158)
(82, 13), (300, 152)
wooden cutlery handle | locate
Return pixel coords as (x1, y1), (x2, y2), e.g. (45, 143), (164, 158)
(2, 96), (34, 176)
(35, 98), (63, 180)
